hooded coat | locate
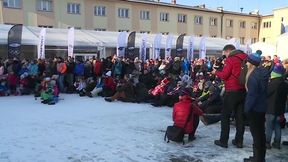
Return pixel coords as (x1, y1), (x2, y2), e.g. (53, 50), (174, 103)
(173, 96), (203, 134)
(245, 67), (270, 113)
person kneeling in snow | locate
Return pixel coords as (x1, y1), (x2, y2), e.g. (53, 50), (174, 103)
(173, 88), (206, 141)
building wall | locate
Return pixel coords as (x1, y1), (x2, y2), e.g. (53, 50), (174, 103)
(3, 0), (288, 46)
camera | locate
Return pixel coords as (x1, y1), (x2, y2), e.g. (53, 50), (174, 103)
(214, 55), (226, 70)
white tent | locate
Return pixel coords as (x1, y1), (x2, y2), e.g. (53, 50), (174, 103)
(277, 33), (288, 60)
(0, 24), (234, 58)
(250, 42), (277, 57)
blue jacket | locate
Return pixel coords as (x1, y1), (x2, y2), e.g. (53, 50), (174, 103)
(74, 63), (84, 76)
(28, 63), (39, 76)
(245, 67), (270, 113)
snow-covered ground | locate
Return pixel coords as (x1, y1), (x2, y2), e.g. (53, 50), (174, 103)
(0, 94), (287, 162)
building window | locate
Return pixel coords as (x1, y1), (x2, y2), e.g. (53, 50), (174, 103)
(263, 21), (272, 28)
(194, 16), (203, 25)
(160, 12), (169, 22)
(240, 37), (245, 44)
(37, 0), (53, 11)
(251, 22), (257, 29)
(240, 21), (246, 28)
(118, 29), (129, 32)
(3, 0), (21, 8)
(252, 38), (257, 43)
(94, 6), (106, 16)
(38, 25), (53, 28)
(95, 28), (106, 31)
(281, 17), (284, 22)
(226, 19), (233, 27)
(67, 3), (80, 14)
(178, 14), (187, 23)
(211, 35), (217, 38)
(262, 38), (266, 42)
(140, 31), (150, 34)
(195, 34), (202, 37)
(140, 10), (150, 20)
(118, 8), (129, 18)
(210, 17), (217, 26)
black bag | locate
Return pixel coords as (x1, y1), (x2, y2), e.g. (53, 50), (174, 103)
(164, 104), (193, 144)
(164, 125), (185, 143)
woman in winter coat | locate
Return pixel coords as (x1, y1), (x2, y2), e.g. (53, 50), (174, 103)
(265, 63), (288, 149)
(243, 52), (270, 162)
(173, 88), (205, 141)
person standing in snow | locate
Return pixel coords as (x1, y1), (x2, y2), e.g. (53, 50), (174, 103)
(243, 51), (269, 162)
(212, 44), (247, 148)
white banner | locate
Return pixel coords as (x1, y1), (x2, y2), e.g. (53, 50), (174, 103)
(187, 36), (194, 61)
(199, 37), (206, 59)
(153, 33), (162, 59)
(37, 28), (46, 59)
(165, 34), (173, 59)
(117, 31), (127, 57)
(68, 27), (75, 58)
(139, 33), (147, 62)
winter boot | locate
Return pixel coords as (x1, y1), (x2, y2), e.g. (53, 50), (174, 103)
(272, 142), (281, 149)
(232, 139), (243, 148)
(214, 140), (228, 148)
(105, 97), (113, 102)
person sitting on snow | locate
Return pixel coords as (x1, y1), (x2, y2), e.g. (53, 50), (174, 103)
(104, 74), (135, 102)
(40, 77), (59, 105)
(172, 88), (206, 142)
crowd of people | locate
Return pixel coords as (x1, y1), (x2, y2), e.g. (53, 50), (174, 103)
(0, 44), (287, 162)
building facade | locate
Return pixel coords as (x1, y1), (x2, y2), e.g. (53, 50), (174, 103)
(0, 0), (263, 45)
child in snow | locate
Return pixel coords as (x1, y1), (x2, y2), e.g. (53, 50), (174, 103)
(40, 78), (59, 105)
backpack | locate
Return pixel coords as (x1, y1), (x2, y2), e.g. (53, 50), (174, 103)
(233, 56), (247, 86)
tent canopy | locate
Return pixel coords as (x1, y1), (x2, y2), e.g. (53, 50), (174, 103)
(250, 42), (276, 57)
(0, 24), (233, 52)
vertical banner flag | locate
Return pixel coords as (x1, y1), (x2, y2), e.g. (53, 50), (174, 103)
(127, 31), (136, 59)
(153, 33), (162, 59)
(67, 27), (75, 58)
(187, 36), (194, 61)
(176, 34), (185, 57)
(117, 31), (127, 57)
(199, 37), (206, 59)
(165, 34), (173, 59)
(139, 33), (147, 62)
(245, 39), (252, 55)
(37, 28), (46, 59)
(7, 24), (23, 59)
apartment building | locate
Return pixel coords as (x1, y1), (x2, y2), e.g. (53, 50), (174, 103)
(0, 0), (261, 45)
(259, 7), (288, 44)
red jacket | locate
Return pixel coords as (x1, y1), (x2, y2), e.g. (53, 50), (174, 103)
(94, 60), (102, 76)
(104, 76), (116, 90)
(173, 96), (203, 134)
(7, 74), (18, 86)
(216, 50), (247, 91)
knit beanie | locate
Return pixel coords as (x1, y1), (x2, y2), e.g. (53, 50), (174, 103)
(272, 63), (285, 75)
(247, 50), (262, 66)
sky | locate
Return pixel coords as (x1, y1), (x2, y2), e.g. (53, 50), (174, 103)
(162, 0), (288, 15)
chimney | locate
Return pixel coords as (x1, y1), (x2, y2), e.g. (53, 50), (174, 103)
(171, 0), (176, 4)
(217, 7), (223, 11)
